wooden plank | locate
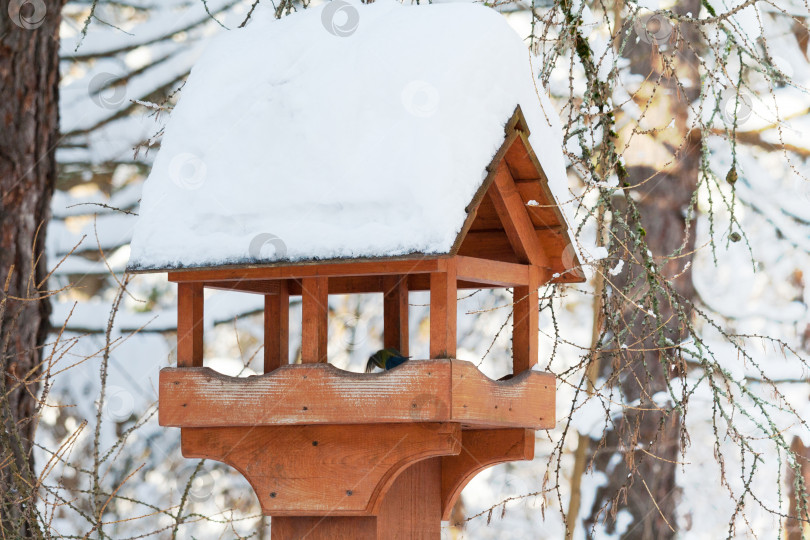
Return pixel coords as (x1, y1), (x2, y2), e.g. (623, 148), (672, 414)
(512, 265), (542, 374)
(440, 429), (534, 521)
(457, 230), (520, 264)
(455, 255), (529, 287)
(488, 162), (550, 269)
(513, 181), (560, 228)
(168, 259), (446, 283)
(383, 276), (409, 356)
(159, 360), (552, 429)
(467, 193), (503, 231)
(159, 361), (452, 427)
(272, 516), (376, 540)
(264, 281), (289, 373)
(177, 282), (204, 368)
(429, 259), (457, 359)
(204, 281), (280, 295)
(449, 361), (555, 429)
(301, 277), (328, 364)
(180, 423), (461, 516)
(376, 458), (441, 538)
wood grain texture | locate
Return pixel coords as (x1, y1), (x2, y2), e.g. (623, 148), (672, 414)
(159, 360), (554, 429)
(429, 260), (457, 359)
(376, 458), (441, 539)
(271, 516), (376, 540)
(440, 429), (534, 521)
(264, 281), (289, 372)
(455, 255), (528, 287)
(488, 162), (550, 269)
(383, 276), (409, 356)
(168, 259), (446, 283)
(301, 276), (328, 364)
(512, 265), (543, 374)
(177, 282), (204, 367)
(180, 423), (460, 516)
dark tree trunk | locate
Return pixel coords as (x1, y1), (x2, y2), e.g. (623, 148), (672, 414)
(583, 3), (702, 538)
(0, 0), (62, 535)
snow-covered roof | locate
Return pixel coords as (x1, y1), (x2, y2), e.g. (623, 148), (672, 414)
(127, 0), (574, 272)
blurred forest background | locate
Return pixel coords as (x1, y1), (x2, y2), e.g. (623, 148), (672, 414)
(2, 0), (810, 538)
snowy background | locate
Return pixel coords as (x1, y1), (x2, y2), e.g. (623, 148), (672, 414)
(40, 0), (810, 538)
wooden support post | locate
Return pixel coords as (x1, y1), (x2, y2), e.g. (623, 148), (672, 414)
(430, 260), (457, 359)
(512, 265), (542, 374)
(264, 281), (289, 373)
(376, 458), (441, 537)
(301, 276), (328, 364)
(383, 276), (409, 356)
(177, 282), (204, 368)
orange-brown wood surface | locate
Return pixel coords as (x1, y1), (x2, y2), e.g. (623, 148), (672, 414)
(180, 423), (460, 516)
(429, 261), (457, 359)
(301, 276), (328, 364)
(264, 281), (289, 373)
(440, 429), (535, 521)
(489, 162), (550, 269)
(383, 276), (409, 355)
(271, 516), (376, 540)
(176, 282), (204, 368)
(455, 255), (528, 287)
(159, 360), (554, 429)
(512, 265), (543, 374)
(376, 458), (441, 538)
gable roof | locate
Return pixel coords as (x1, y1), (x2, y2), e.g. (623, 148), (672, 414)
(127, 0), (582, 281)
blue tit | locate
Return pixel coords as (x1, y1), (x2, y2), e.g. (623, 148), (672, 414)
(365, 348), (410, 372)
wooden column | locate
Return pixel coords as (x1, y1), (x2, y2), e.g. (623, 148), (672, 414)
(264, 280), (289, 373)
(301, 276), (328, 364)
(430, 260), (457, 359)
(383, 276), (409, 355)
(512, 265), (542, 374)
(177, 282), (204, 367)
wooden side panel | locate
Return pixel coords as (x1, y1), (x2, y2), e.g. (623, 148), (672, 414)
(301, 276), (328, 364)
(159, 361), (452, 427)
(450, 362), (555, 429)
(512, 265), (542, 374)
(429, 260), (457, 359)
(440, 429), (534, 521)
(177, 282), (204, 368)
(383, 276), (409, 356)
(271, 517), (376, 540)
(180, 423), (461, 516)
(457, 230), (520, 264)
(376, 458), (441, 539)
(264, 281), (289, 373)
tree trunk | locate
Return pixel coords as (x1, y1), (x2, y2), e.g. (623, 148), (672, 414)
(1, 0), (62, 535)
(582, 3), (701, 538)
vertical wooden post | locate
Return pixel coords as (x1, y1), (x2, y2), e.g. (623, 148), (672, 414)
(430, 260), (457, 359)
(301, 276), (328, 364)
(376, 458), (441, 537)
(177, 282), (204, 368)
(383, 276), (409, 356)
(512, 265), (542, 374)
(264, 280), (290, 373)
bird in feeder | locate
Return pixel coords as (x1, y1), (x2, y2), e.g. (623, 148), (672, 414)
(366, 348), (410, 372)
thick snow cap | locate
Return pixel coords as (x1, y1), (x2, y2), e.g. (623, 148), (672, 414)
(127, 0), (571, 271)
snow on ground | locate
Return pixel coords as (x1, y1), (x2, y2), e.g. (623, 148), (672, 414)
(127, 0), (573, 270)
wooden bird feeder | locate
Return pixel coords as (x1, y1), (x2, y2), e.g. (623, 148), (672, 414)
(148, 107), (583, 538)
